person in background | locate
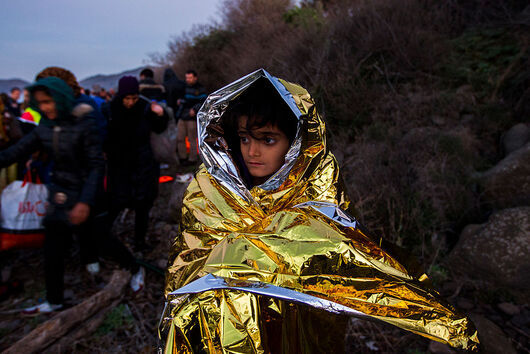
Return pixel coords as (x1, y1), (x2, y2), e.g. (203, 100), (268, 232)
(20, 89), (30, 111)
(103, 76), (168, 251)
(6, 87), (21, 118)
(139, 68), (165, 102)
(106, 88), (115, 102)
(162, 68), (185, 120)
(99, 87), (108, 101)
(176, 70), (207, 166)
(90, 85), (106, 109)
(35, 67), (107, 142)
(0, 95), (22, 189)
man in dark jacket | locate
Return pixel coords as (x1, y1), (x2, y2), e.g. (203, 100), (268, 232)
(139, 68), (166, 102)
(176, 70), (207, 165)
(162, 68), (185, 117)
(0, 77), (104, 313)
(104, 76), (168, 250)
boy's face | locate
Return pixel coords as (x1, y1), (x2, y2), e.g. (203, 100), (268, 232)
(238, 115), (290, 185)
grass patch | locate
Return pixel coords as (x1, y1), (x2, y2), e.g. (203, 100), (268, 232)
(95, 304), (134, 336)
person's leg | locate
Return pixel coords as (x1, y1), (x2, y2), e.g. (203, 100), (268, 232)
(96, 204), (139, 273)
(176, 119), (188, 161)
(44, 221), (69, 305)
(134, 202), (151, 248)
(78, 217), (98, 267)
(187, 120), (198, 162)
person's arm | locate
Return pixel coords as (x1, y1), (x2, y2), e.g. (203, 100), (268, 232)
(191, 85), (208, 115)
(147, 102), (169, 134)
(0, 129), (40, 168)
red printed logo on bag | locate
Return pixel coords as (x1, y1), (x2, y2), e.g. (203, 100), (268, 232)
(18, 200), (49, 217)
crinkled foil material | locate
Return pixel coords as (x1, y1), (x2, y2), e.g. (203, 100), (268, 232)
(160, 69), (479, 352)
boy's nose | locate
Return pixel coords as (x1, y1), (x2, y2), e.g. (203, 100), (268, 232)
(248, 141), (260, 156)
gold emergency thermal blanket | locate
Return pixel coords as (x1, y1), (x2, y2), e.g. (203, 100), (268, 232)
(160, 69), (479, 353)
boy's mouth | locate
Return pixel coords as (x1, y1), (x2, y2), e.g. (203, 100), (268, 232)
(247, 161), (264, 167)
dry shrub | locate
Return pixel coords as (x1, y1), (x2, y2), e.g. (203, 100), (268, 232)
(334, 85), (480, 258)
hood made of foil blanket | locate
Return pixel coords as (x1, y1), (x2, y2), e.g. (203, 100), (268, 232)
(161, 69), (479, 353)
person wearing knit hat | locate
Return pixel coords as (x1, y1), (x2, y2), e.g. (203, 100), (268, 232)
(102, 75), (168, 252)
(117, 76), (140, 97)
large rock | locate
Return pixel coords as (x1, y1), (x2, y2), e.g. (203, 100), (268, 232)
(479, 142), (530, 209)
(447, 207), (530, 291)
(502, 123), (530, 156)
(469, 314), (516, 354)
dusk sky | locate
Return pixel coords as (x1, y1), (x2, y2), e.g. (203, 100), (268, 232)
(0, 0), (222, 82)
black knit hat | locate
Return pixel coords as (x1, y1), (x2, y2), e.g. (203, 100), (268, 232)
(117, 76), (139, 97)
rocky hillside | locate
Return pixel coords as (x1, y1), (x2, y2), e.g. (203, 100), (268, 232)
(79, 67), (144, 91)
(0, 79), (30, 94)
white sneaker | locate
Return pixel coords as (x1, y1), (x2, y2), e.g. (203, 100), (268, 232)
(175, 172), (193, 183)
(130, 267), (145, 293)
(86, 262), (100, 275)
(22, 301), (63, 315)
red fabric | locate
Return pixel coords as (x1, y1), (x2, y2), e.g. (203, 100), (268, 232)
(0, 232), (45, 251)
(159, 176), (174, 184)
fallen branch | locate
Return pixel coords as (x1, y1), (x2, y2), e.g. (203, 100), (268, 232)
(45, 298), (121, 352)
(3, 270), (130, 354)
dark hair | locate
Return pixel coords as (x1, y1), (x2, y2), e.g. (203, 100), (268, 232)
(220, 78), (298, 186)
(140, 68), (154, 78)
(223, 78), (297, 145)
(35, 66), (81, 97)
(185, 69), (198, 77)
(11, 87), (20, 93)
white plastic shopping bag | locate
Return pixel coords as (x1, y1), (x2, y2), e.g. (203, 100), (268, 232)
(0, 173), (48, 250)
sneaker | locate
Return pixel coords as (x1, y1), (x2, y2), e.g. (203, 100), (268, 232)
(175, 172), (193, 184)
(130, 267), (145, 293)
(86, 262), (100, 275)
(22, 301), (63, 315)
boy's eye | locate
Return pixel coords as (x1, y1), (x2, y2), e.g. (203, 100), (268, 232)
(264, 137), (276, 144)
(239, 135), (249, 144)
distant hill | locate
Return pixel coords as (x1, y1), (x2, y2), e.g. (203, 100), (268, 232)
(79, 67), (144, 91)
(0, 67), (144, 95)
(0, 79), (30, 94)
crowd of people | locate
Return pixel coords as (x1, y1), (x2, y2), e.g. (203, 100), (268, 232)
(0, 66), (207, 314)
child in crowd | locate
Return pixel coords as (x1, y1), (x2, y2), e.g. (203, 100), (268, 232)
(160, 70), (478, 352)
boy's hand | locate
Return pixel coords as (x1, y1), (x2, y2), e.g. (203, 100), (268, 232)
(151, 102), (164, 116)
(69, 202), (90, 225)
(189, 108), (196, 117)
